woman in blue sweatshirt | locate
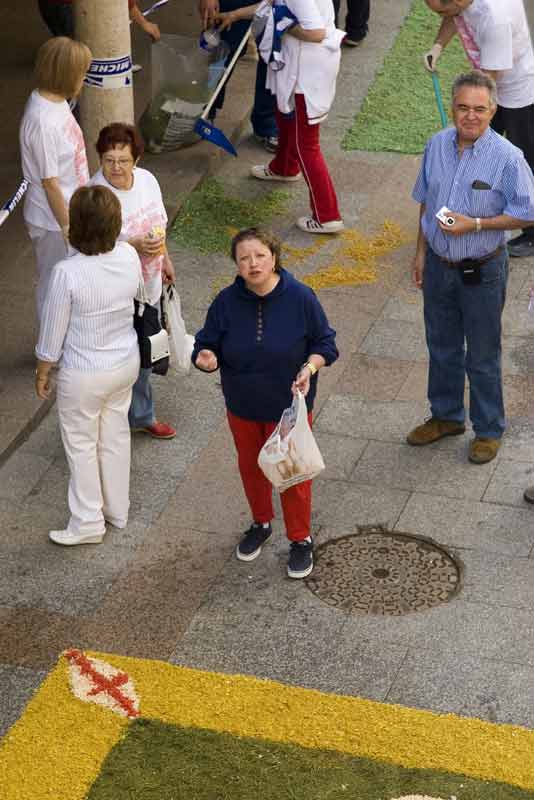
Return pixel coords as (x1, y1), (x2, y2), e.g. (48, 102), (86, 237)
(193, 227), (338, 578)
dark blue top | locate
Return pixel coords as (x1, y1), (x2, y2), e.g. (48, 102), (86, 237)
(192, 269), (338, 422)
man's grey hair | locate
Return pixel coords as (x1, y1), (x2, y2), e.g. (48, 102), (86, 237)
(452, 70), (498, 107)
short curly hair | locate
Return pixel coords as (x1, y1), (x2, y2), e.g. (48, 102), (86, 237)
(69, 186), (122, 255)
(96, 122), (145, 161)
(230, 227), (282, 272)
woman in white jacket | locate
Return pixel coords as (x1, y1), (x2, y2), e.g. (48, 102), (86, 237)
(35, 186), (142, 547)
(217, 0), (344, 234)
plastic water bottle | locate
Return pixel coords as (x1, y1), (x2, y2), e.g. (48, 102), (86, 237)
(199, 27), (221, 52)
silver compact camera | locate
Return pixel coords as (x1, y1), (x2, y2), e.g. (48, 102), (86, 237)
(435, 206), (455, 227)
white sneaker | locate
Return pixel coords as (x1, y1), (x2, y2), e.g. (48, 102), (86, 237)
(297, 216), (344, 234)
(251, 165), (301, 182)
(49, 529), (105, 546)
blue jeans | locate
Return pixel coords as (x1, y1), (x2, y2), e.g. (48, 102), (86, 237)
(423, 247), (508, 439)
(214, 1), (277, 138)
(128, 367), (155, 428)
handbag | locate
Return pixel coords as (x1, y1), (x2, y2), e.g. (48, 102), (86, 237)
(133, 295), (170, 376)
(161, 284), (194, 373)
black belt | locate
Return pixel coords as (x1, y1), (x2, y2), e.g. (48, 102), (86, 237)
(436, 246), (503, 268)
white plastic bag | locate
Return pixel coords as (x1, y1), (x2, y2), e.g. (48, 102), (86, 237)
(258, 391), (325, 492)
(162, 284), (194, 373)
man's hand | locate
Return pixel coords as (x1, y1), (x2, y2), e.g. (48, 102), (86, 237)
(423, 42), (442, 72)
(412, 254), (425, 289)
(143, 20), (161, 41)
(438, 212), (477, 237)
(195, 349), (218, 371)
(214, 9), (238, 30)
(199, 0), (220, 28)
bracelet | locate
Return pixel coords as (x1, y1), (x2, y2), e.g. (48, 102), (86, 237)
(302, 361), (318, 376)
(475, 217), (482, 233)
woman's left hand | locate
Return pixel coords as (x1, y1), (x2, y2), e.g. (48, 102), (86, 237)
(292, 366), (311, 397)
(162, 254), (176, 284)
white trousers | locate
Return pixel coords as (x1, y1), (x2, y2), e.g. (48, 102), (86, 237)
(27, 224), (69, 320)
(57, 354), (140, 536)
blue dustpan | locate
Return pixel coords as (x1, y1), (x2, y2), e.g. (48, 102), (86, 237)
(194, 117), (238, 156)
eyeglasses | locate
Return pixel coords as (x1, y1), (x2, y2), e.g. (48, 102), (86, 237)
(454, 104), (491, 116)
(102, 157), (134, 167)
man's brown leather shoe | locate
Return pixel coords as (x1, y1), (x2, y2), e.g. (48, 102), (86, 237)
(524, 486), (534, 504)
(468, 437), (500, 464)
(407, 418), (466, 446)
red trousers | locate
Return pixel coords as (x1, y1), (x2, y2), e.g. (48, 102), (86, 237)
(269, 93), (341, 224)
(227, 410), (312, 542)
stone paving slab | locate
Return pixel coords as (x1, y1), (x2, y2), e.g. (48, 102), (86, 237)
(340, 597), (534, 666)
(171, 549), (409, 700)
(314, 433), (368, 482)
(315, 395), (428, 442)
(334, 354), (414, 401)
(483, 459), (534, 508)
(396, 493), (534, 557)
(459, 548), (534, 609)
(386, 649), (534, 729)
(0, 664), (46, 737)
(312, 480), (409, 533)
(359, 318), (429, 362)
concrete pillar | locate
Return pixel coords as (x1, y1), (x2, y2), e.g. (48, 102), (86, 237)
(74, 0), (134, 174)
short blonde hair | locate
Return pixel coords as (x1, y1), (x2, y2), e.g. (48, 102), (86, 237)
(35, 37), (92, 99)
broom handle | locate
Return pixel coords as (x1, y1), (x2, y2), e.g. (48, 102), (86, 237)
(200, 26), (252, 121)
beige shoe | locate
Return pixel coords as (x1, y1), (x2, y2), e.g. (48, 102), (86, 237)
(524, 486), (534, 504)
(468, 437), (501, 464)
(250, 165), (301, 181)
(407, 418), (466, 446)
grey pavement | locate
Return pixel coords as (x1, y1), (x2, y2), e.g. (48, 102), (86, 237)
(3, 0), (534, 751)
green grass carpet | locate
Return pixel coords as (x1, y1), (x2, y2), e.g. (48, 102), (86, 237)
(170, 178), (290, 254)
(343, 0), (469, 154)
(86, 719), (534, 800)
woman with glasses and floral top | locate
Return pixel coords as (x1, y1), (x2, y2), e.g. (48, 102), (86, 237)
(89, 123), (176, 440)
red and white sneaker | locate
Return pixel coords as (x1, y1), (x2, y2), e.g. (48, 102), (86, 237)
(133, 421), (176, 439)
(296, 216), (344, 234)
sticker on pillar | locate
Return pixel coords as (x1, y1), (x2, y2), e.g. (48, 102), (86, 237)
(84, 55), (133, 89)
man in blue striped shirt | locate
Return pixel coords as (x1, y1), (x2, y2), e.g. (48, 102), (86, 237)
(408, 71), (534, 464)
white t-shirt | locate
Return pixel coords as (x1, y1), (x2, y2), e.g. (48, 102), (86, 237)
(458, 0), (534, 108)
(36, 242), (142, 372)
(89, 167), (167, 306)
(20, 91), (89, 231)
(265, 0), (344, 122)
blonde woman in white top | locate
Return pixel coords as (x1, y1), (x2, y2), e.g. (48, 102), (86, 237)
(217, 0), (344, 234)
(36, 186), (142, 547)
(19, 37), (92, 319)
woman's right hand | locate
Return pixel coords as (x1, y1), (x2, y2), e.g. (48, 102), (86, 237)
(195, 349), (218, 371)
(35, 371), (52, 400)
(129, 233), (165, 258)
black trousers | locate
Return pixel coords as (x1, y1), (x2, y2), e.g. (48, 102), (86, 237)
(332, 0), (370, 41)
(492, 103), (534, 238)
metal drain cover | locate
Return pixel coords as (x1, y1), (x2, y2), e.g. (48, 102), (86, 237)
(306, 528), (461, 615)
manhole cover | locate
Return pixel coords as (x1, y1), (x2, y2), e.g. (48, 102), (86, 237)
(306, 529), (461, 615)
